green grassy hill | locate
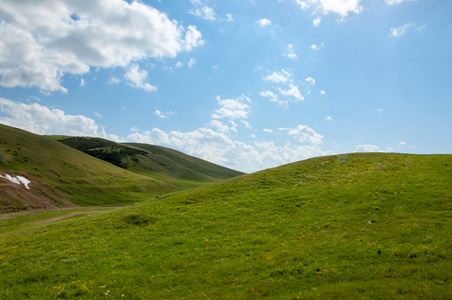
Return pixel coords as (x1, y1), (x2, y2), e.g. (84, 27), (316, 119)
(0, 125), (242, 213)
(0, 125), (175, 212)
(0, 153), (450, 298)
(48, 136), (243, 183)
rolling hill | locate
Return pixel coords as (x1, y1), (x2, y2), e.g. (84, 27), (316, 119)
(0, 152), (450, 298)
(48, 136), (243, 182)
(0, 124), (242, 213)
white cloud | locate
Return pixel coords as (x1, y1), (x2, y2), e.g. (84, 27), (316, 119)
(211, 95), (251, 120)
(188, 58), (196, 68)
(375, 108), (384, 113)
(387, 141), (416, 151)
(313, 17), (322, 26)
(284, 125), (324, 145)
(95, 112), (102, 118)
(175, 61), (183, 68)
(0, 97), (115, 138)
(125, 125), (331, 173)
(389, 24), (410, 37)
(155, 110), (175, 119)
(355, 144), (385, 152)
(209, 120), (231, 133)
(385, 0), (413, 5)
(190, 6), (216, 21)
(124, 64), (157, 92)
(80, 78), (86, 87)
(311, 43), (324, 50)
(108, 77), (121, 84)
(320, 90), (326, 95)
(260, 90), (280, 103)
(296, 0), (363, 17)
(264, 69), (291, 83)
(277, 84), (304, 101)
(226, 14), (234, 22)
(263, 129), (274, 133)
(183, 26), (205, 52)
(286, 44), (298, 59)
(305, 77), (316, 85)
(324, 116), (333, 121)
(0, 0), (203, 92)
(257, 18), (272, 27)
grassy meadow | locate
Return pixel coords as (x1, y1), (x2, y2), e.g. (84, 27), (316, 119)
(0, 153), (451, 299)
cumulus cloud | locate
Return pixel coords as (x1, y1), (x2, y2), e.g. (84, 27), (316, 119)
(311, 43), (324, 50)
(277, 84), (304, 102)
(305, 77), (316, 85)
(155, 110), (175, 119)
(188, 58), (197, 69)
(296, 0), (363, 18)
(0, 97), (116, 138)
(260, 69), (304, 105)
(264, 69), (291, 83)
(190, 6), (216, 21)
(355, 144), (384, 152)
(313, 17), (322, 26)
(260, 90), (280, 103)
(124, 64), (157, 91)
(385, 0), (413, 5)
(286, 44), (298, 59)
(211, 95), (251, 120)
(226, 14), (234, 22)
(257, 19), (272, 27)
(125, 125), (331, 173)
(0, 0), (203, 92)
(284, 125), (324, 145)
(389, 24), (410, 37)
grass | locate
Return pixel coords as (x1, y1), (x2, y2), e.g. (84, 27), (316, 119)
(0, 124), (241, 212)
(0, 208), (117, 235)
(47, 136), (244, 183)
(0, 153), (451, 298)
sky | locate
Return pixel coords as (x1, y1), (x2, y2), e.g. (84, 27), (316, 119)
(0, 0), (451, 173)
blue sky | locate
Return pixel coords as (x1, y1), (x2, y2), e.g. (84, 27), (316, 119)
(0, 0), (451, 172)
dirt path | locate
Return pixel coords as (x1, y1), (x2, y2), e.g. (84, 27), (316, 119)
(21, 210), (114, 225)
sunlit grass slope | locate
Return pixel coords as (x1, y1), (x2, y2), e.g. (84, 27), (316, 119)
(48, 137), (244, 186)
(0, 124), (174, 212)
(0, 153), (450, 298)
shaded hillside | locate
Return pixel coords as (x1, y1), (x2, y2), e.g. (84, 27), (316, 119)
(0, 153), (450, 298)
(49, 136), (243, 182)
(123, 143), (244, 180)
(0, 124), (174, 213)
(47, 136), (148, 169)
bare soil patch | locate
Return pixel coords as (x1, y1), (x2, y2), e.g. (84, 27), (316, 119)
(21, 210), (110, 225)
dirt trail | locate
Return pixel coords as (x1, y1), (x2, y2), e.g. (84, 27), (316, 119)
(21, 210), (115, 225)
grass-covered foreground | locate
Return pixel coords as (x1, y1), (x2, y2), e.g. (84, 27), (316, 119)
(0, 153), (451, 299)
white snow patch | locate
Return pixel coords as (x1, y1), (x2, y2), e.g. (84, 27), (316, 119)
(0, 173), (31, 189)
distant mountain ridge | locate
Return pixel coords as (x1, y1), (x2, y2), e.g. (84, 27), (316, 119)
(0, 124), (243, 213)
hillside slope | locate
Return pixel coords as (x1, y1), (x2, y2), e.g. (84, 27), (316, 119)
(0, 153), (450, 298)
(123, 142), (243, 180)
(0, 124), (175, 212)
(48, 136), (243, 183)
